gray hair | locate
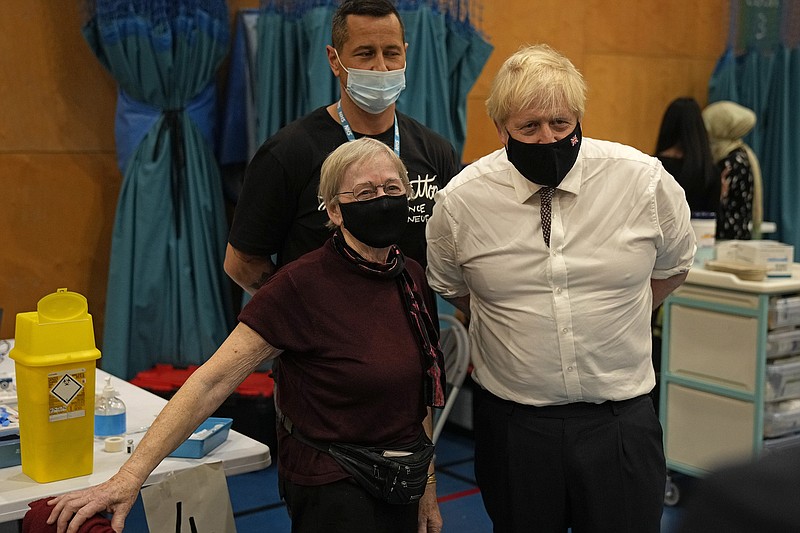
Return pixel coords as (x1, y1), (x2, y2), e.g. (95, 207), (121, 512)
(319, 138), (410, 229)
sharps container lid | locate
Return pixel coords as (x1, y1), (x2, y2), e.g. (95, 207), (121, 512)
(37, 288), (88, 324)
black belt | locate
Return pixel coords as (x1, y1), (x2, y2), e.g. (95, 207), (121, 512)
(478, 387), (649, 418)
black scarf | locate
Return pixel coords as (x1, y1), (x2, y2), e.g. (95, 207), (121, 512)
(331, 232), (446, 407)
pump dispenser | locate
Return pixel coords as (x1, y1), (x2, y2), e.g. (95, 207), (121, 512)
(95, 376), (126, 439)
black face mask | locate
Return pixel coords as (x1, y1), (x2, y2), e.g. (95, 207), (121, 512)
(338, 194), (409, 248)
(506, 123), (582, 187)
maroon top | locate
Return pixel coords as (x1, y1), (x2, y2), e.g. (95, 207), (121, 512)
(239, 239), (431, 485)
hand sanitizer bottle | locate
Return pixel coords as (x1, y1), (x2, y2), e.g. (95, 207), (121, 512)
(95, 376), (126, 438)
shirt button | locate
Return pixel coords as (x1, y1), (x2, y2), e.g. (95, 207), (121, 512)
(567, 366), (574, 372)
(555, 287), (562, 294)
(562, 327), (568, 334)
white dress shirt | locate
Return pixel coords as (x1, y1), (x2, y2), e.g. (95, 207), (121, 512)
(426, 138), (696, 406)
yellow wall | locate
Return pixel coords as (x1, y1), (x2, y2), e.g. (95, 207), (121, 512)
(0, 0), (728, 341)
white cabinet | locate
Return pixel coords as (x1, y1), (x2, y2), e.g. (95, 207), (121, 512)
(660, 265), (800, 477)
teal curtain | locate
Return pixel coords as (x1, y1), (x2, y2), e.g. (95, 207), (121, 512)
(708, 0), (800, 260)
(252, 4), (339, 147)
(245, 0), (492, 161)
(82, 0), (233, 379)
(397, 2), (492, 157)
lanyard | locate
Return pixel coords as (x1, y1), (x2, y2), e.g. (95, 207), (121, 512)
(337, 101), (400, 156)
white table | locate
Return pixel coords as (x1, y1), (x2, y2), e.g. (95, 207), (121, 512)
(0, 341), (271, 524)
(685, 261), (800, 294)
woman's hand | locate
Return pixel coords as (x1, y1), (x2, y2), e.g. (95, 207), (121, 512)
(46, 468), (142, 533)
(417, 480), (443, 533)
(43, 323), (279, 533)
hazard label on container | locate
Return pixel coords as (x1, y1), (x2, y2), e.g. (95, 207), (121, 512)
(48, 368), (87, 422)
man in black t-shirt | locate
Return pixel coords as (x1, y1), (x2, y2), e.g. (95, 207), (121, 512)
(225, 0), (458, 294)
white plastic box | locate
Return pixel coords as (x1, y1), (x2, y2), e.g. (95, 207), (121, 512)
(690, 218), (716, 266)
(736, 240), (794, 277)
(766, 328), (800, 359)
(763, 399), (800, 438)
(762, 431), (800, 454)
(715, 240), (739, 262)
(765, 355), (800, 401)
(769, 296), (800, 329)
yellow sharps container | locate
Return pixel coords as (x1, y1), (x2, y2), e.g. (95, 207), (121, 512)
(9, 288), (101, 483)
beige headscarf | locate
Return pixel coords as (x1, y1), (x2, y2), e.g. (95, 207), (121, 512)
(702, 100), (763, 238)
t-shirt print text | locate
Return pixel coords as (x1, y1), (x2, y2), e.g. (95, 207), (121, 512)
(316, 173), (439, 222)
(408, 173), (438, 224)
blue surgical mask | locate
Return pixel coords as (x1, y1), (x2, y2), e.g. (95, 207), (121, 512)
(336, 51), (406, 114)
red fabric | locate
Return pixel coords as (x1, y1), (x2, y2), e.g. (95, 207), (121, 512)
(22, 498), (115, 533)
(131, 364), (274, 397)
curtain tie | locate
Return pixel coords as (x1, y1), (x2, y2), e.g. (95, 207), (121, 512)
(153, 108), (186, 237)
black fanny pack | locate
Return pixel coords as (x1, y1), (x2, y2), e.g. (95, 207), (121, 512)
(282, 415), (434, 505)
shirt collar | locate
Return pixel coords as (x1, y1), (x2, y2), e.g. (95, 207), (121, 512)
(505, 145), (585, 203)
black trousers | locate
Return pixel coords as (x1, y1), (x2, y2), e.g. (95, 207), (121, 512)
(473, 387), (665, 533)
(280, 478), (419, 533)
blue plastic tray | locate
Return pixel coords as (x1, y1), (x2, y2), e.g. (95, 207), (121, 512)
(0, 435), (21, 468)
(168, 417), (233, 459)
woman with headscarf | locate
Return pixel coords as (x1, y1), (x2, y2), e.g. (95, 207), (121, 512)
(702, 100), (763, 240)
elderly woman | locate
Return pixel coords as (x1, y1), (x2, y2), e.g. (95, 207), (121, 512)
(703, 100), (763, 240)
(46, 137), (446, 533)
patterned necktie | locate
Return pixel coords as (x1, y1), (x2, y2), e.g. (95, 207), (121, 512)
(540, 187), (554, 247)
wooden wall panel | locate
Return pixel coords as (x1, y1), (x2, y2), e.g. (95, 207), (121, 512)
(0, 154), (120, 340)
(584, 0), (727, 58)
(469, 0), (588, 95)
(0, 1), (116, 152)
(462, 0), (728, 161)
(463, 95), (502, 162)
(583, 54), (719, 152)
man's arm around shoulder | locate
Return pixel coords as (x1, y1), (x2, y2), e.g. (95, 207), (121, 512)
(224, 243), (277, 296)
(445, 295), (471, 321)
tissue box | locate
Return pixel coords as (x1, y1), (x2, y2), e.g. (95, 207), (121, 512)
(715, 241), (739, 262)
(736, 241), (794, 277)
(169, 417), (233, 459)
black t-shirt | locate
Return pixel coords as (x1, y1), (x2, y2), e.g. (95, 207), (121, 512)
(229, 106), (459, 268)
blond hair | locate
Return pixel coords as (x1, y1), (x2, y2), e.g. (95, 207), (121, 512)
(486, 44), (587, 125)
